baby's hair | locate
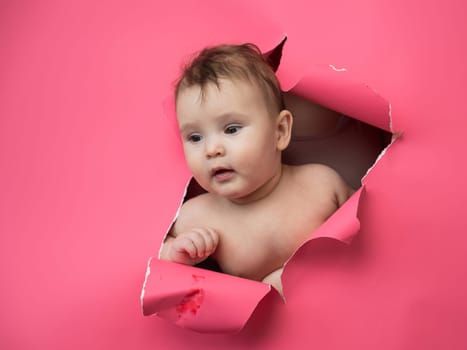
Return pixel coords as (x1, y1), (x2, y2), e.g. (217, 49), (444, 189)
(175, 43), (284, 114)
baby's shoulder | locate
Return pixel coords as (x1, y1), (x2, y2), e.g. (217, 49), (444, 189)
(290, 163), (341, 184)
(288, 163), (354, 205)
(173, 193), (220, 230)
(178, 192), (217, 215)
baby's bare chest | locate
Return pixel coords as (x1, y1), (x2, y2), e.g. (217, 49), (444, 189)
(208, 196), (331, 279)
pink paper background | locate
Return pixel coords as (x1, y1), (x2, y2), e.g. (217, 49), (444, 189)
(1, 0), (467, 349)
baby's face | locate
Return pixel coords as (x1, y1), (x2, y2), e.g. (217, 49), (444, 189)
(176, 78), (282, 203)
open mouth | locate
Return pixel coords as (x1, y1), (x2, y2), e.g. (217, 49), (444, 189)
(211, 167), (234, 181)
(212, 168), (230, 175)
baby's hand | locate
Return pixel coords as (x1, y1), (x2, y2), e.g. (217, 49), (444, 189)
(165, 228), (219, 266)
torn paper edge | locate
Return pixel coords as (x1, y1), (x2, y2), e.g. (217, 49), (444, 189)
(361, 133), (401, 184)
(140, 256), (153, 315)
(361, 103), (402, 184)
(157, 176), (193, 259)
(143, 176), (191, 315)
(278, 186), (365, 301)
(329, 64), (347, 72)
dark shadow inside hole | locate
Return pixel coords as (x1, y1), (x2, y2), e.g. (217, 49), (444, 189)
(282, 91), (392, 189)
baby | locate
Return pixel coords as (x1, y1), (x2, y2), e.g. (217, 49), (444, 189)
(160, 43), (354, 294)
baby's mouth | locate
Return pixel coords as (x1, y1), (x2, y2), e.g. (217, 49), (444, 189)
(211, 167), (235, 182)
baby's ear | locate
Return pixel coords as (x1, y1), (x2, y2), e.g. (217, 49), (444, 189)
(276, 110), (293, 151)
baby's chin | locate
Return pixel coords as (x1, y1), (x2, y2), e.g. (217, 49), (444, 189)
(208, 187), (252, 201)
(216, 188), (268, 205)
(199, 179), (262, 202)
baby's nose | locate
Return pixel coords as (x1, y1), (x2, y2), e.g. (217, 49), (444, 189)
(205, 138), (225, 158)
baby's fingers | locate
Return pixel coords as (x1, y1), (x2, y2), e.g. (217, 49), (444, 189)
(173, 236), (198, 260)
(186, 229), (209, 259)
(204, 228), (219, 254)
(189, 228), (219, 258)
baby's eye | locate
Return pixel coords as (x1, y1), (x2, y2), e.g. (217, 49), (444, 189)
(224, 125), (242, 134)
(187, 133), (203, 143)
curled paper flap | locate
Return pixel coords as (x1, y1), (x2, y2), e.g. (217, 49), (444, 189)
(282, 64), (392, 133)
(305, 186), (364, 245)
(141, 259), (271, 333)
(282, 187), (365, 296)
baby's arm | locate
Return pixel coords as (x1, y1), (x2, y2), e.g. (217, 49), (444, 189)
(331, 168), (355, 207)
(160, 227), (219, 266)
(301, 164), (354, 209)
(159, 195), (220, 266)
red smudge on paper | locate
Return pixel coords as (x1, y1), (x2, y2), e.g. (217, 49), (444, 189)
(176, 289), (205, 317)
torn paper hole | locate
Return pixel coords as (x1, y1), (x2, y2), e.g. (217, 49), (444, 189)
(279, 64), (400, 188)
(141, 37), (400, 333)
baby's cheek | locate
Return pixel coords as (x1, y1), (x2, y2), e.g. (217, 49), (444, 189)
(184, 161), (203, 185)
(240, 145), (275, 171)
(185, 153), (201, 173)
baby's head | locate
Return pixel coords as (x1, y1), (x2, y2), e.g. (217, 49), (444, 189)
(174, 44), (292, 203)
(175, 43), (283, 116)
